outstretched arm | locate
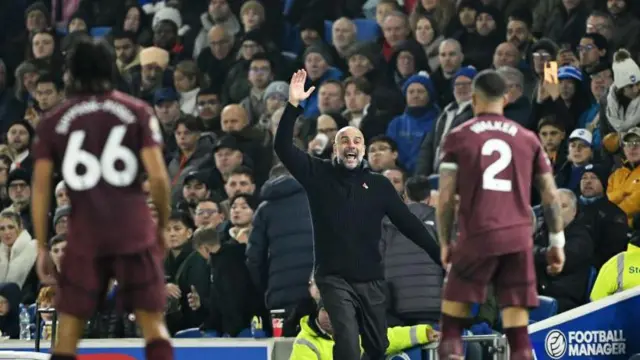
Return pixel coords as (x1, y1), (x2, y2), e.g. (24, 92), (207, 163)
(273, 70), (317, 185)
(436, 163), (457, 247)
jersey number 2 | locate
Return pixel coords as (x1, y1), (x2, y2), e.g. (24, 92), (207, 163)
(481, 139), (512, 192)
(62, 125), (138, 191)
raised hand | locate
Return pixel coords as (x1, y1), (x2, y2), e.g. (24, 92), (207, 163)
(289, 69), (316, 107)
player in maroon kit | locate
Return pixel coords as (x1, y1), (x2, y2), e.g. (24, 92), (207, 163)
(435, 70), (566, 360)
(31, 39), (173, 360)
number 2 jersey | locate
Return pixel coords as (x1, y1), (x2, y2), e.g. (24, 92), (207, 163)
(439, 114), (552, 256)
(33, 91), (163, 256)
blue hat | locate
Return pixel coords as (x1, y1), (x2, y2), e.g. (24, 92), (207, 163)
(452, 65), (478, 84)
(557, 66), (582, 82)
(402, 71), (437, 100)
(153, 88), (179, 105)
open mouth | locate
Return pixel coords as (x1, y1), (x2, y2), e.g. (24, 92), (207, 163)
(345, 151), (358, 160)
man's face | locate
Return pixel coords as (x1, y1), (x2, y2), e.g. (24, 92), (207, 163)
(209, 0), (230, 21)
(493, 43), (519, 68)
(300, 29), (320, 47)
(141, 64), (163, 90)
(406, 83), (429, 107)
(208, 28), (233, 60)
(578, 38), (601, 67)
(221, 107), (248, 133)
(590, 69), (613, 99)
(183, 179), (209, 206)
(476, 13), (496, 36)
(623, 135), (640, 163)
(332, 19), (356, 49)
(375, 3), (395, 27)
(344, 83), (370, 113)
(68, 18), (87, 33)
(580, 172), (603, 198)
(333, 127), (365, 169)
(586, 15), (613, 40)
(439, 42), (463, 74)
(383, 169), (404, 194)
(7, 124), (30, 153)
(568, 139), (592, 165)
(532, 51), (552, 75)
(214, 148), (243, 175)
(50, 241), (67, 271)
(32, 33), (54, 59)
(348, 54), (373, 78)
(26, 10), (47, 32)
(154, 21), (177, 49)
(559, 79), (576, 101)
(304, 53), (329, 81)
(114, 38), (136, 65)
(197, 94), (222, 121)
(55, 215), (68, 235)
(453, 76), (473, 103)
(559, 191), (577, 226)
(367, 141), (397, 172)
(507, 20), (530, 49)
(195, 201), (224, 229)
(56, 187), (69, 207)
(382, 15), (409, 48)
(607, 0), (626, 15)
(265, 96), (286, 115)
(224, 174), (255, 198)
(154, 101), (180, 126)
(8, 180), (31, 205)
(396, 51), (416, 78)
(318, 83), (344, 113)
(35, 82), (62, 111)
(504, 77), (523, 104)
(458, 7), (477, 27)
(317, 115), (339, 142)
(539, 125), (565, 153)
(165, 220), (192, 249)
(230, 197), (253, 227)
(248, 59), (272, 90)
(174, 123), (199, 153)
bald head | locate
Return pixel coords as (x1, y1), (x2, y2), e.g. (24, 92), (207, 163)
(221, 104), (248, 133)
(333, 17), (357, 50)
(439, 39), (464, 74)
(333, 126), (365, 169)
(334, 126), (363, 143)
(208, 25), (233, 59)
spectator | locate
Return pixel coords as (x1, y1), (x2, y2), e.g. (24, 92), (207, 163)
(240, 53), (275, 126)
(67, 11), (89, 34)
(373, 0), (401, 28)
(52, 205), (69, 236)
(25, 2), (49, 34)
(534, 189), (593, 313)
(206, 135), (247, 185)
(174, 60), (204, 116)
(194, 198), (225, 230)
(342, 77), (372, 128)
(554, 129), (595, 194)
(411, 0), (455, 35)
(528, 38), (560, 100)
(29, 29), (62, 74)
(535, 65), (590, 133)
(345, 42), (378, 79)
(0, 283), (21, 339)
(0, 60), (22, 136)
(180, 171), (212, 217)
(464, 6), (504, 71)
(0, 211), (36, 296)
(197, 25), (236, 88)
(607, 127), (640, 226)
(168, 116), (212, 194)
(492, 42), (520, 70)
(306, 113), (348, 160)
(446, 1), (479, 42)
(0, 154), (12, 210)
(6, 121), (34, 173)
(6, 169), (33, 234)
(245, 165), (314, 335)
(134, 47), (171, 104)
(14, 60), (41, 115)
(600, 49), (640, 137)
(578, 164), (629, 270)
(431, 39), (464, 107)
(498, 66), (534, 128)
(48, 234), (66, 273)
(152, 7), (190, 65)
(330, 18), (357, 73)
(383, 168), (407, 196)
(258, 81), (289, 129)
(507, 10), (535, 64)
(112, 30), (140, 87)
(226, 193), (259, 244)
(412, 14), (444, 72)
(224, 31), (269, 104)
(220, 166), (256, 216)
(117, 4), (153, 47)
(34, 73), (64, 113)
(77, 0), (125, 27)
(416, 65), (476, 176)
(300, 44), (343, 118)
(585, 11), (614, 46)
(542, 0), (589, 48)
(196, 87), (223, 134)
(578, 33), (609, 77)
(537, 116), (568, 173)
(316, 80), (346, 116)
(578, 62), (613, 150)
(367, 135), (399, 173)
(383, 175), (441, 325)
(605, 0), (640, 57)
(387, 72), (440, 173)
(239, 1), (266, 34)
(193, 0), (241, 59)
(35, 285), (56, 339)
(298, 15), (325, 51)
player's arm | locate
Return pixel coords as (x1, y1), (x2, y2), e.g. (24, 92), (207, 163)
(436, 162), (458, 247)
(31, 159), (54, 250)
(535, 172), (563, 236)
(141, 146), (171, 231)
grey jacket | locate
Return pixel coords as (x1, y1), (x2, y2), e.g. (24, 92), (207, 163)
(382, 203), (442, 322)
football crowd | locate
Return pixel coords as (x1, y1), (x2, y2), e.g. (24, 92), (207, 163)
(0, 0), (639, 352)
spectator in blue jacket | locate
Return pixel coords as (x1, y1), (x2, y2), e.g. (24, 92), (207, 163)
(246, 164), (314, 336)
(386, 72), (440, 173)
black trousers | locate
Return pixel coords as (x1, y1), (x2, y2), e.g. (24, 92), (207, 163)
(315, 275), (389, 360)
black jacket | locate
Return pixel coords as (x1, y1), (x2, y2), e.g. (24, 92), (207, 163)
(534, 218), (593, 313)
(246, 175), (314, 309)
(203, 241), (262, 336)
(578, 197), (630, 270)
(274, 103), (441, 282)
(505, 96), (534, 130)
(383, 203), (442, 323)
(176, 251), (211, 330)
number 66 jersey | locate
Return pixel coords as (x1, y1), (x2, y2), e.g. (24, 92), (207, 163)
(439, 114), (552, 256)
(33, 91), (163, 256)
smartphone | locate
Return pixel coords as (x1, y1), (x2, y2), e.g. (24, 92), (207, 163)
(544, 61), (559, 84)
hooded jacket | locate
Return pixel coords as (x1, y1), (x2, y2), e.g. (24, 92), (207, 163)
(386, 40), (432, 90)
(246, 175), (314, 309)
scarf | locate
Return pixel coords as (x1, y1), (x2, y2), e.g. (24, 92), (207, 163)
(606, 86), (640, 132)
(579, 195), (602, 205)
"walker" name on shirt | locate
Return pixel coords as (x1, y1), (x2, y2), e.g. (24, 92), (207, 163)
(470, 120), (518, 137)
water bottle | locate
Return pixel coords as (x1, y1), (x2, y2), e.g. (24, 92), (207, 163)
(19, 305), (31, 340)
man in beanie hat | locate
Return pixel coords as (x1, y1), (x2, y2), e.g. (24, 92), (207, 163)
(7, 120), (35, 173)
(386, 72), (440, 173)
(578, 163), (629, 269)
(346, 42), (379, 78)
(300, 43), (343, 118)
(258, 81), (289, 128)
(6, 168), (33, 234)
(25, 2), (50, 33)
(53, 205), (70, 235)
(298, 14), (325, 48)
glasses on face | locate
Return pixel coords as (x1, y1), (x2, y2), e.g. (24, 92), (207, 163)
(196, 209), (218, 216)
(454, 81), (472, 88)
(249, 66), (270, 74)
(623, 141), (640, 148)
(532, 52), (551, 59)
(577, 44), (596, 53)
(8, 182), (28, 190)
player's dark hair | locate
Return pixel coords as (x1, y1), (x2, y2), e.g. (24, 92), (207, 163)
(174, 115), (204, 133)
(230, 193), (259, 212)
(472, 70), (507, 101)
(66, 38), (115, 95)
(368, 135), (398, 152)
(192, 227), (221, 248)
(168, 209), (195, 230)
(269, 163), (290, 178)
(36, 73), (64, 91)
(49, 234), (67, 249)
(405, 175), (431, 202)
(228, 166), (255, 183)
(0, 211), (22, 229)
(111, 28), (137, 43)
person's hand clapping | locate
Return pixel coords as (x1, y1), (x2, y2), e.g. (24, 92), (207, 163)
(187, 285), (201, 310)
(289, 69), (316, 108)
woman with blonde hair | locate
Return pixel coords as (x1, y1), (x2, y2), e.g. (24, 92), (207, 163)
(174, 60), (207, 116)
(0, 211), (37, 302)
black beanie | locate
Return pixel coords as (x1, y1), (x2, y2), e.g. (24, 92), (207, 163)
(582, 164), (609, 192)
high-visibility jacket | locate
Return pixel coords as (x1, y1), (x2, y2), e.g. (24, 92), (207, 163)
(289, 316), (434, 360)
(590, 244), (640, 301)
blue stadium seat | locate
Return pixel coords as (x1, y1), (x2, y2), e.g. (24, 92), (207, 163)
(324, 18), (381, 46)
(529, 296), (558, 323)
(90, 27), (112, 38)
(174, 328), (203, 338)
(586, 267), (597, 301)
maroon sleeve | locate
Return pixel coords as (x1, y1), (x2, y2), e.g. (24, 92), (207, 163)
(532, 138), (552, 176)
(138, 105), (163, 149)
(439, 130), (460, 168)
(32, 117), (55, 161)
